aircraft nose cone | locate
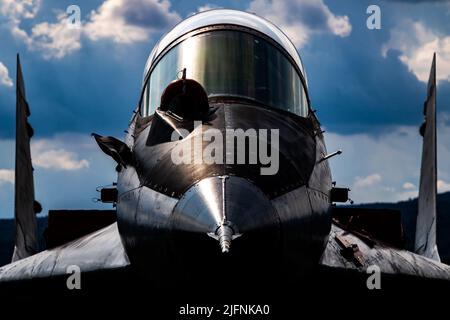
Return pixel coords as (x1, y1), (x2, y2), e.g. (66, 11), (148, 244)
(171, 176), (279, 252)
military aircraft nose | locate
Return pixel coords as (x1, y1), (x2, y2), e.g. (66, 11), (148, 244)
(171, 176), (279, 253)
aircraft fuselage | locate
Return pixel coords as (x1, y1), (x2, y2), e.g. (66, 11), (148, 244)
(115, 99), (332, 283)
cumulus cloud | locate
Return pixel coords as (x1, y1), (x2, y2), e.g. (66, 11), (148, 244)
(0, 134), (117, 218)
(382, 21), (450, 83)
(398, 182), (419, 199)
(0, 0), (40, 23)
(354, 174), (382, 188)
(0, 0), (180, 59)
(403, 182), (416, 190)
(0, 169), (14, 185)
(248, 0), (352, 48)
(84, 0), (181, 43)
(197, 4), (219, 13)
(0, 0), (80, 59)
(438, 179), (450, 192)
(326, 123), (450, 203)
(0, 62), (13, 87)
(28, 12), (82, 59)
(0, 0), (40, 42)
(396, 189), (419, 201)
(1, 0), (349, 57)
(31, 139), (89, 171)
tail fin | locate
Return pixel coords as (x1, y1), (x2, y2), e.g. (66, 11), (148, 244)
(415, 53), (440, 262)
(11, 54), (40, 262)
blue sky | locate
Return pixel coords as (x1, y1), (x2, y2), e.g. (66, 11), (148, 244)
(1, 0), (450, 218)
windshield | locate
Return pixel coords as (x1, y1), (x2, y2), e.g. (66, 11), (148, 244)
(141, 30), (308, 116)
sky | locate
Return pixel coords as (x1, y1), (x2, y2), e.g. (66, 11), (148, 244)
(0, 0), (450, 218)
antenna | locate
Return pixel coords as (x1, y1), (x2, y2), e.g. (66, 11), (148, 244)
(319, 149), (342, 163)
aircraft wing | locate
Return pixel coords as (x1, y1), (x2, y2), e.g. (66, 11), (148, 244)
(319, 223), (450, 280)
(0, 222), (129, 283)
(320, 54), (450, 284)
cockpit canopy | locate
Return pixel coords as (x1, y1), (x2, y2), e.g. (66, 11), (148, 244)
(140, 10), (309, 117)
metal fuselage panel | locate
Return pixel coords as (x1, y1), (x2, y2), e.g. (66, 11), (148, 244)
(116, 102), (332, 283)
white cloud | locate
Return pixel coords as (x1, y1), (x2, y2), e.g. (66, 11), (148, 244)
(438, 179), (450, 193)
(197, 4), (219, 13)
(396, 190), (419, 201)
(31, 139), (89, 171)
(0, 134), (118, 219)
(0, 0), (349, 58)
(0, 0), (40, 42)
(326, 123), (450, 203)
(0, 0), (79, 59)
(84, 0), (181, 43)
(0, 169), (14, 185)
(354, 173), (382, 188)
(382, 21), (450, 83)
(0, 0), (180, 59)
(403, 182), (416, 190)
(0, 62), (13, 87)
(0, 0), (40, 21)
(398, 182), (418, 200)
(0, 0), (41, 27)
(248, 0), (351, 48)
(28, 12), (82, 59)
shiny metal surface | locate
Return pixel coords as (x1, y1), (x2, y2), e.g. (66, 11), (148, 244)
(271, 185), (331, 274)
(3, 25), (449, 292)
(216, 224), (233, 253)
(121, 98), (324, 277)
(143, 9), (306, 85)
(116, 147), (180, 254)
(0, 223), (129, 282)
(321, 224), (450, 280)
(134, 103), (316, 199)
(308, 133), (332, 194)
(171, 176), (278, 234)
(12, 55), (38, 261)
(135, 185), (178, 228)
(415, 54), (440, 261)
(209, 222), (240, 253)
(117, 183), (179, 245)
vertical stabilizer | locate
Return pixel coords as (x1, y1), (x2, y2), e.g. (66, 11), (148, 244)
(415, 53), (440, 262)
(11, 55), (39, 262)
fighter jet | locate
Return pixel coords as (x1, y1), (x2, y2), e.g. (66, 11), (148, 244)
(1, 9), (449, 293)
